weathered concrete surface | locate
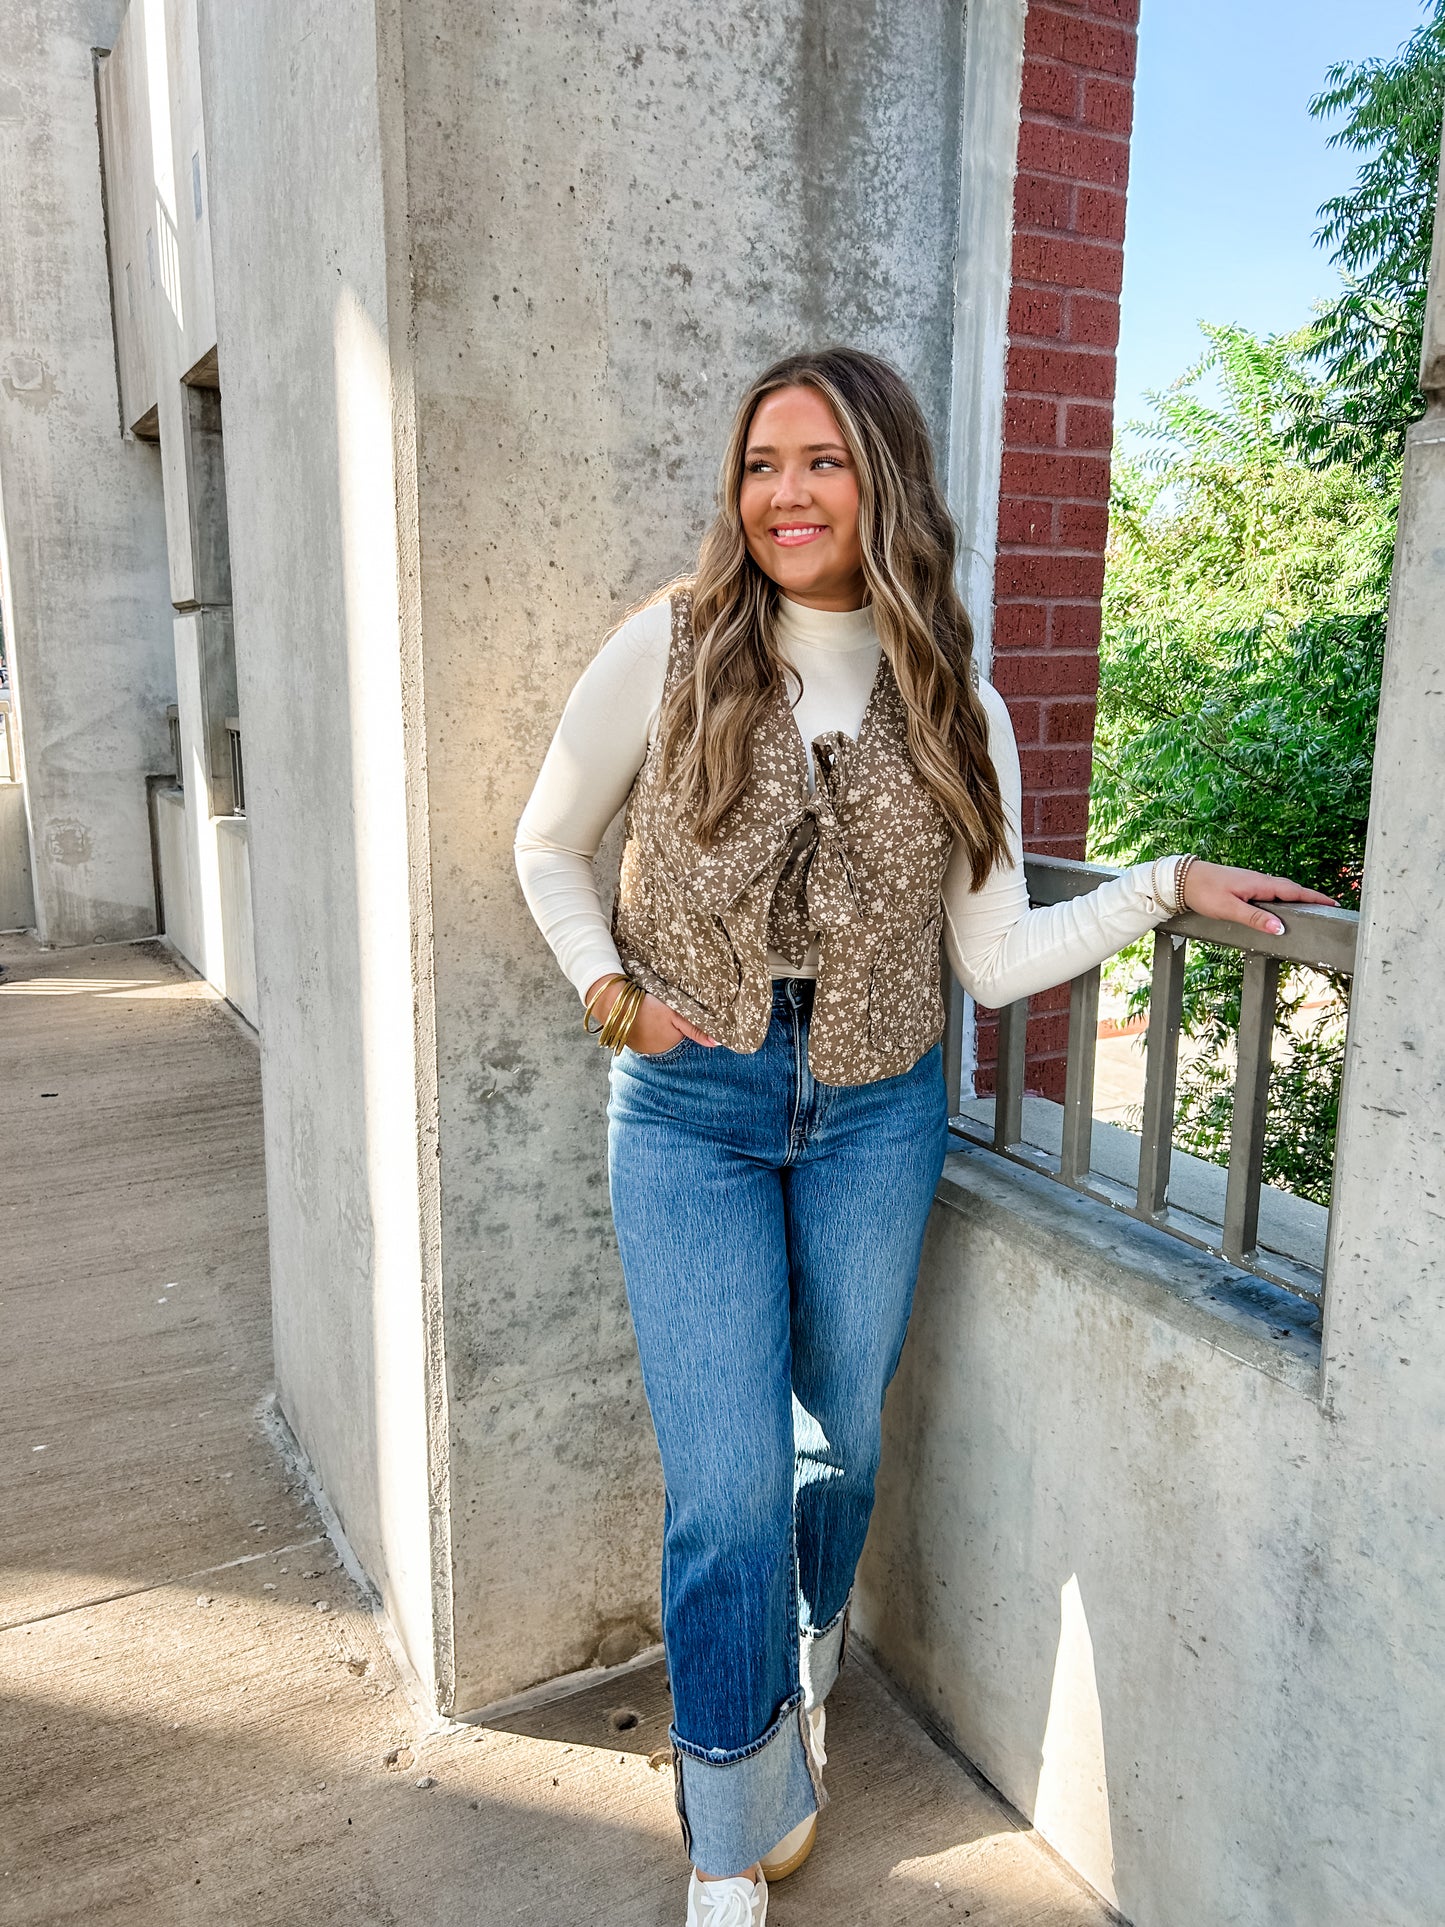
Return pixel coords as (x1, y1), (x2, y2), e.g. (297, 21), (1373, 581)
(0, 935), (273, 1629)
(858, 181), (1445, 1916)
(196, 0), (449, 1708)
(857, 137), (1445, 1927)
(860, 1151), (1329, 1924)
(0, 781), (34, 929)
(0, 4), (175, 945)
(400, 0), (972, 1713)
(0, 932), (1114, 1926)
(195, 0), (996, 1720)
(94, 1), (254, 1022)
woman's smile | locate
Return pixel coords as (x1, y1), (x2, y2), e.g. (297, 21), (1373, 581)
(769, 523), (829, 546)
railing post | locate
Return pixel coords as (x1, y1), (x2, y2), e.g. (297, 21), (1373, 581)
(993, 997), (1027, 1152)
(1135, 930), (1187, 1220)
(941, 962), (965, 1116)
(1059, 967), (1101, 1185)
(1222, 951), (1281, 1262)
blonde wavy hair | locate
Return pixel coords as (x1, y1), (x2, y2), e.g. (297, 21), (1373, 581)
(656, 346), (1010, 889)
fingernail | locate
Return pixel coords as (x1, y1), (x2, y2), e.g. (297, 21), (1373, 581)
(1268, 918), (1284, 936)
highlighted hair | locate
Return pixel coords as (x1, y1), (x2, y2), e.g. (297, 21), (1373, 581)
(659, 345), (1010, 889)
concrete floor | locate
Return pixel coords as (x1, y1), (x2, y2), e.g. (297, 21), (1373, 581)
(0, 934), (1114, 1926)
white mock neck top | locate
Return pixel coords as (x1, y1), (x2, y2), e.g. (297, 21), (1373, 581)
(514, 593), (1182, 1010)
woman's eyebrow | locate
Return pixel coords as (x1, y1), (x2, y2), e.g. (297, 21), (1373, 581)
(744, 442), (850, 456)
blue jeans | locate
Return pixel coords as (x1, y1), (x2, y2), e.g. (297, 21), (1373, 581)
(606, 976), (949, 1876)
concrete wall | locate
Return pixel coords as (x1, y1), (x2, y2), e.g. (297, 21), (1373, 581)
(214, 816), (256, 1027)
(0, 1), (175, 946)
(0, 781), (35, 930)
(858, 140), (1445, 1927)
(195, 0), (449, 1706)
(84, 0), (256, 1025)
(154, 784), (193, 960)
(396, 0), (977, 1712)
(195, 0), (1020, 1714)
(154, 780), (255, 1025)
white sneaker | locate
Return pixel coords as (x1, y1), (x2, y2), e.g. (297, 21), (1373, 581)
(759, 1704), (828, 1881)
(686, 1869), (768, 1925)
(759, 1812), (814, 1881)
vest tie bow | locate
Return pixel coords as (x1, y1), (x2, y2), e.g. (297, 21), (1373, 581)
(768, 731), (881, 964)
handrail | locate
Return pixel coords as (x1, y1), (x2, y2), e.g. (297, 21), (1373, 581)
(950, 854), (1359, 1312)
(1024, 853), (1358, 973)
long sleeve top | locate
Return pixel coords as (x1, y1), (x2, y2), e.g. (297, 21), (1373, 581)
(514, 594), (1181, 1011)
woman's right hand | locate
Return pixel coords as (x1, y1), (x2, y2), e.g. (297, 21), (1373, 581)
(586, 978), (720, 1055)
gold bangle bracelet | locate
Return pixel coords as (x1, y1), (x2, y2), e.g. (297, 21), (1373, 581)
(596, 986), (629, 1050)
(614, 984), (647, 1051)
(598, 979), (646, 1053)
(613, 983), (647, 1050)
(583, 972), (631, 1035)
(605, 986), (645, 1053)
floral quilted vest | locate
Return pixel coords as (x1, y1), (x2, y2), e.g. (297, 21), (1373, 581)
(610, 590), (955, 1086)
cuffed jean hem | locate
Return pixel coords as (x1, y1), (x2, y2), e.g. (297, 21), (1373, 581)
(799, 1593), (850, 1712)
(672, 1694), (823, 1878)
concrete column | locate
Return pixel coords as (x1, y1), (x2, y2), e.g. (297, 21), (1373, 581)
(0, 1), (174, 946)
(199, 0), (1020, 1713)
(1309, 125), (1445, 1913)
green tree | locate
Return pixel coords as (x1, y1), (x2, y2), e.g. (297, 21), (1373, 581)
(1090, 10), (1445, 1208)
(1296, 2), (1445, 473)
(1092, 326), (1393, 1206)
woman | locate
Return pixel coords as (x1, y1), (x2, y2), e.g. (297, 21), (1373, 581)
(515, 346), (1330, 1926)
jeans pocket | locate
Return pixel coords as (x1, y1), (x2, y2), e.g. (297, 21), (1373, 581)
(623, 1034), (695, 1064)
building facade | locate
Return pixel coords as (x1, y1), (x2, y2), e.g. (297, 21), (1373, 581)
(5, 5), (1444, 1923)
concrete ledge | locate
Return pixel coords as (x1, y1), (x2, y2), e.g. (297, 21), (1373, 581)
(935, 1142), (1322, 1396)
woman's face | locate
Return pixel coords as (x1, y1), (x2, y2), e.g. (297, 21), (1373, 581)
(739, 385), (867, 611)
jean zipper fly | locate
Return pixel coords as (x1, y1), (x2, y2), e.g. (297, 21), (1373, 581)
(785, 979), (807, 1161)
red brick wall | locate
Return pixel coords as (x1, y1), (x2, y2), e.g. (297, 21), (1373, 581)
(975, 0), (1139, 1103)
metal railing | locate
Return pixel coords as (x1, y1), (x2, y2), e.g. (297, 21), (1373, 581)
(949, 855), (1359, 1310)
(167, 703), (183, 789)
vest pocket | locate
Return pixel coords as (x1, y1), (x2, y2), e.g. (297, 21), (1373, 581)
(866, 908), (945, 1058)
(649, 898), (743, 1012)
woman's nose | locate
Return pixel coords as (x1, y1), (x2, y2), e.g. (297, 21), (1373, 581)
(771, 467), (811, 507)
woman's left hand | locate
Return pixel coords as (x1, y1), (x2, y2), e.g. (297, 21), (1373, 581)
(1181, 861), (1338, 938)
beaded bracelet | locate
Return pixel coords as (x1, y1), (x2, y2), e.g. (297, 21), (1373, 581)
(1172, 853), (1198, 918)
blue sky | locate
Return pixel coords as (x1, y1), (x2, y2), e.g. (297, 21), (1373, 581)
(1115, 0), (1432, 441)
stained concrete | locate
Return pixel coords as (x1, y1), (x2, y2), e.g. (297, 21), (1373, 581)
(0, 781), (33, 930)
(0, 931), (1115, 1925)
(192, 0), (1007, 1721)
(195, 0), (449, 1708)
(93, 1), (256, 1021)
(0, 5), (175, 946)
(857, 136), (1445, 1927)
